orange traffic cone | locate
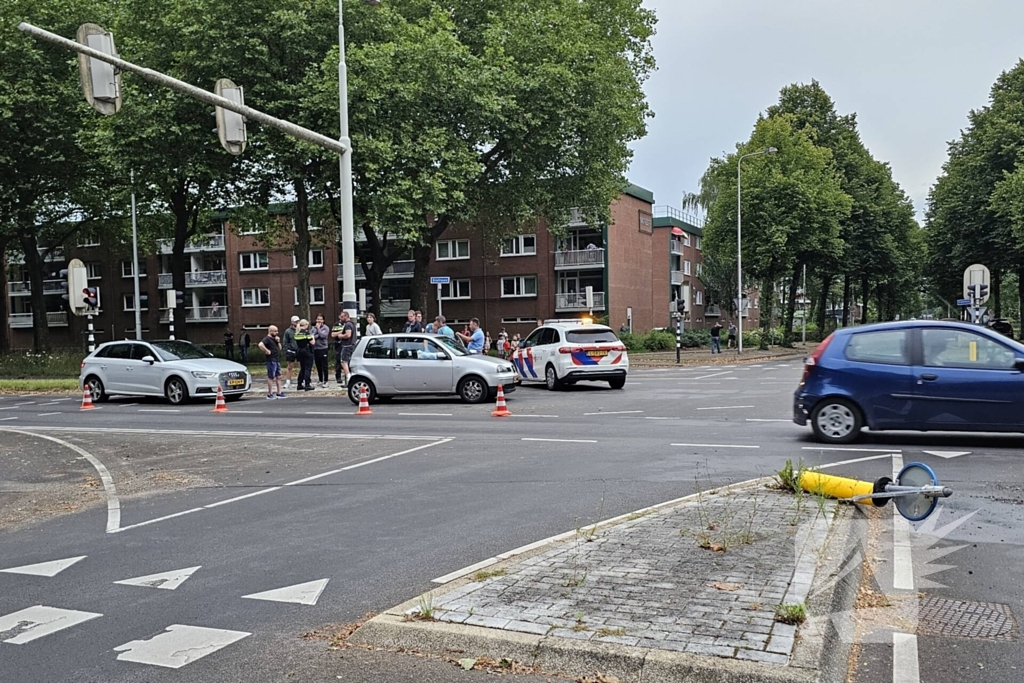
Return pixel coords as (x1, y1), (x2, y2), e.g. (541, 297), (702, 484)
(355, 385), (373, 415)
(213, 386), (229, 413)
(80, 385), (96, 411)
(491, 384), (511, 417)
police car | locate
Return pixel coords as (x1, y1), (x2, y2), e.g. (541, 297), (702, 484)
(511, 320), (628, 390)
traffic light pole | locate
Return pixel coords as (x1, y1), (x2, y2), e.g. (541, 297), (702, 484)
(87, 313), (95, 352)
(675, 314), (682, 364)
(168, 309), (175, 341)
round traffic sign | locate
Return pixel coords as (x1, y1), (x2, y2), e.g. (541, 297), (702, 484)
(895, 462), (940, 522)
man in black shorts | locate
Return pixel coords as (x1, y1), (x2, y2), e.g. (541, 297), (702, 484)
(334, 311), (358, 386)
(257, 325), (285, 398)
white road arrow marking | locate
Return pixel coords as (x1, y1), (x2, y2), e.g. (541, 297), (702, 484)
(242, 579), (330, 605)
(0, 605), (101, 644)
(114, 566), (201, 590)
(921, 450), (971, 459)
(114, 624), (250, 668)
(0, 556), (86, 577)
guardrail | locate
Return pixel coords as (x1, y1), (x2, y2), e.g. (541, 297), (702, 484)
(8, 311), (69, 327)
(158, 270), (228, 288)
(338, 260), (416, 280)
(555, 291), (606, 311)
(156, 234), (225, 254)
(554, 249), (605, 268)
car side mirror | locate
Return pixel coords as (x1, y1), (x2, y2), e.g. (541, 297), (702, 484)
(1014, 358), (1024, 372)
(141, 355), (156, 364)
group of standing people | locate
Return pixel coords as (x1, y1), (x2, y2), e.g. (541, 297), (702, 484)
(709, 321), (738, 354)
(401, 309), (492, 354)
(253, 311), (382, 399)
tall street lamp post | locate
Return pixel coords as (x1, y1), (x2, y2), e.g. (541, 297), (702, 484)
(736, 146), (777, 354)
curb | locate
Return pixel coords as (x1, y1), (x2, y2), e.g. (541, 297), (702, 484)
(349, 481), (870, 683)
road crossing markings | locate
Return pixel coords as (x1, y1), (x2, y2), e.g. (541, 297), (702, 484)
(814, 453), (895, 469)
(114, 624), (250, 669)
(801, 446), (902, 453)
(242, 578), (329, 606)
(0, 605), (102, 644)
(114, 566), (201, 590)
(893, 632), (920, 683)
(696, 405), (755, 411)
(522, 437), (598, 444)
(583, 410), (642, 416)
(921, 450), (971, 459)
(0, 556), (86, 577)
(671, 443), (759, 449)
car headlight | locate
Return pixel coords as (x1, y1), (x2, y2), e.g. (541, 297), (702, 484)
(191, 371), (219, 379)
(498, 365), (513, 373)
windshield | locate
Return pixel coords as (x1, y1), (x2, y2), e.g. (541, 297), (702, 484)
(434, 335), (468, 356)
(566, 328), (619, 344)
(150, 340), (215, 361)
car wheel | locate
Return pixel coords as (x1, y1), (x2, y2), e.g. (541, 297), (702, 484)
(348, 377), (376, 405)
(458, 375), (489, 404)
(165, 377), (189, 405)
(608, 377), (626, 390)
(810, 398), (863, 444)
(85, 375), (109, 403)
(545, 365), (563, 391)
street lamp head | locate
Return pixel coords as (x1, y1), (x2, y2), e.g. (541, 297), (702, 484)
(766, 147), (778, 154)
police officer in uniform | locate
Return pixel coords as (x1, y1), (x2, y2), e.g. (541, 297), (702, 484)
(294, 319), (316, 391)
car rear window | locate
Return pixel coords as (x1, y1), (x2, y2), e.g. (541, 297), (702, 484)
(565, 328), (619, 344)
(843, 330), (908, 365)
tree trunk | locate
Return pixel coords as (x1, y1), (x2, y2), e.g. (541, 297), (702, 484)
(294, 177), (312, 322)
(361, 223), (400, 318)
(859, 276), (869, 324)
(875, 282), (884, 322)
(992, 267), (1002, 318)
(409, 243), (432, 314)
(784, 265), (800, 345)
(817, 273), (831, 336)
(18, 228), (50, 352)
(842, 275), (851, 327)
(169, 186), (193, 339)
(758, 274), (774, 350)
(0, 236), (9, 353)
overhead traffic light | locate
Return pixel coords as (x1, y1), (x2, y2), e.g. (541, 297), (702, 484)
(76, 23), (121, 116)
(214, 78), (247, 155)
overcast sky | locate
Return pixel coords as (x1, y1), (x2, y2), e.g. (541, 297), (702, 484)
(629, 0), (1024, 221)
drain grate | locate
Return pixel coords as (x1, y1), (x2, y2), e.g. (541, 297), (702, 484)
(917, 597), (1017, 641)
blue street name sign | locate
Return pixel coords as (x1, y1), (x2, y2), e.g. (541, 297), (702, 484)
(430, 276), (450, 285)
(956, 298), (972, 306)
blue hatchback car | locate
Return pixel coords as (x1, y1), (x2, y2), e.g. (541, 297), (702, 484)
(794, 320), (1024, 443)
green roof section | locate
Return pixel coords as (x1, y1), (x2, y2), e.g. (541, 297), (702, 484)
(653, 213), (703, 237)
(623, 182), (655, 205)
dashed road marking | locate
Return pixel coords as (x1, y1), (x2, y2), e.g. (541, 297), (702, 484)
(114, 566), (201, 590)
(0, 556), (86, 577)
(114, 624), (250, 669)
(892, 453), (914, 591)
(0, 605), (102, 644)
(399, 412), (453, 417)
(671, 443), (759, 449)
(583, 410), (642, 416)
(802, 446), (901, 453)
(746, 418), (791, 422)
(36, 412), (60, 417)
(242, 578), (329, 606)
(696, 405), (755, 411)
(522, 437), (598, 444)
(687, 371), (733, 381)
(0, 417), (17, 421)
(893, 632), (920, 683)
(138, 409), (180, 413)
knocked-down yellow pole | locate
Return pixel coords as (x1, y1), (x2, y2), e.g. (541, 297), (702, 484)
(798, 471), (889, 507)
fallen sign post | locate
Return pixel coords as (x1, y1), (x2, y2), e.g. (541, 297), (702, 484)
(799, 462), (952, 521)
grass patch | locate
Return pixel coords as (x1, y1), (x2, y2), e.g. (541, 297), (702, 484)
(772, 459), (806, 494)
(471, 568), (508, 581)
(0, 378), (79, 393)
(774, 603), (807, 625)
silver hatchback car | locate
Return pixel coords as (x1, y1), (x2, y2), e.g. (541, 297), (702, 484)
(347, 333), (517, 404)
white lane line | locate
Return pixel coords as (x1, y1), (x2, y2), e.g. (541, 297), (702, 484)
(1, 428), (120, 533)
(746, 418), (791, 422)
(15, 401), (37, 406)
(36, 412), (60, 417)
(0, 406), (20, 411)
(305, 411), (350, 415)
(0, 416), (17, 422)
(514, 414), (560, 418)
(671, 443), (759, 449)
(119, 403), (139, 408)
(813, 453), (895, 469)
(644, 416), (680, 420)
(583, 410), (642, 416)
(801, 446), (902, 453)
(892, 453), (914, 591)
(139, 409), (180, 413)
(0, 605), (102, 644)
(399, 412), (453, 417)
(696, 405), (755, 411)
(522, 437), (598, 444)
(113, 439), (452, 533)
(777, 364), (791, 368)
(16, 426), (440, 441)
(228, 410), (264, 414)
(114, 624), (250, 669)
(687, 371), (733, 381)
(39, 402), (60, 406)
(893, 632), (920, 683)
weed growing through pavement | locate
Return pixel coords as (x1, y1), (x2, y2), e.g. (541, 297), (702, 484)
(772, 459), (806, 494)
(597, 627), (627, 637)
(774, 602), (807, 625)
(404, 592), (436, 621)
(472, 568), (507, 581)
(691, 465), (762, 552)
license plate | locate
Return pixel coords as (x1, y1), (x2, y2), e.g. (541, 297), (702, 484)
(587, 350), (608, 358)
(227, 379), (245, 386)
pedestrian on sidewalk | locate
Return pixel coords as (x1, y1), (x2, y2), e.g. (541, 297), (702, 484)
(283, 316), (299, 388)
(727, 321), (737, 349)
(333, 311), (358, 385)
(710, 321), (723, 354)
(312, 314), (331, 387)
(258, 325), (284, 399)
(239, 329), (250, 363)
(435, 315), (454, 339)
(294, 319), (315, 391)
(458, 318), (486, 354)
(223, 327), (234, 360)
(403, 309), (423, 333)
(364, 312), (382, 336)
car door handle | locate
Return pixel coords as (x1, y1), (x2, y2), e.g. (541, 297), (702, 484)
(393, 364), (402, 370)
(919, 373), (938, 381)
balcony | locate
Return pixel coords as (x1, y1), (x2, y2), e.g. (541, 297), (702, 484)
(8, 248), (65, 265)
(671, 270), (686, 286)
(338, 260), (416, 280)
(158, 270), (228, 289)
(8, 279), (66, 296)
(554, 249), (605, 270)
(555, 291), (606, 312)
(8, 311), (69, 328)
(670, 240), (685, 256)
(156, 233), (225, 255)
(159, 306), (228, 323)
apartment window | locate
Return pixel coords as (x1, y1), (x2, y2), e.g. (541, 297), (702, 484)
(290, 219), (322, 232)
(501, 317), (538, 324)
(695, 290), (703, 305)
(500, 235), (537, 257)
(239, 252), (269, 271)
(695, 263), (703, 277)
(684, 260), (692, 276)
(77, 231), (100, 247)
(436, 239), (470, 260)
(238, 223), (262, 236)
(122, 294), (148, 311)
(121, 260), (147, 278)
(292, 249), (325, 269)
(241, 288), (270, 307)
(696, 237), (702, 250)
(501, 275), (537, 298)
(294, 286), (326, 306)
(440, 279), (471, 300)
(86, 262), (103, 279)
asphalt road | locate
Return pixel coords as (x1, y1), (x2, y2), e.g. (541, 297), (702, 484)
(1, 359), (1022, 682)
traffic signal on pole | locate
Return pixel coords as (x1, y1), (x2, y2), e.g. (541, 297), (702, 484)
(676, 299), (687, 314)
(166, 290), (185, 309)
(76, 24), (121, 116)
(82, 287), (99, 310)
(214, 78), (247, 155)
(978, 284), (989, 299)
